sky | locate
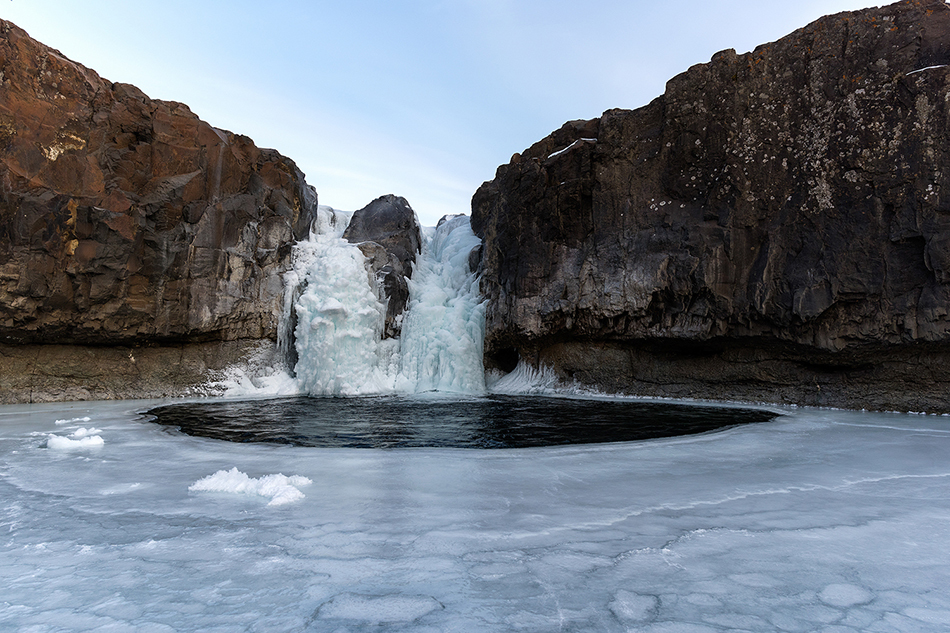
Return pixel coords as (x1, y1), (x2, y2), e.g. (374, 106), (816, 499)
(3, 0), (885, 226)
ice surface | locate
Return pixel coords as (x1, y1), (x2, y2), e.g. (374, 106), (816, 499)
(314, 592), (444, 623)
(2, 398), (950, 631)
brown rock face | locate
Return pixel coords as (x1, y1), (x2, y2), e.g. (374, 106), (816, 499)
(0, 19), (317, 347)
(343, 194), (422, 339)
(472, 0), (950, 411)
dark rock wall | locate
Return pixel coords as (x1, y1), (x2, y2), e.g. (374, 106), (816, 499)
(343, 194), (422, 339)
(0, 339), (269, 403)
(0, 20), (318, 401)
(472, 0), (950, 411)
(0, 19), (317, 347)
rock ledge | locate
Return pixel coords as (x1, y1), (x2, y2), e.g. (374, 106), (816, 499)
(0, 19), (318, 401)
(472, 0), (950, 412)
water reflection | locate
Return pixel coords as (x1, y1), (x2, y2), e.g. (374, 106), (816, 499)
(149, 396), (778, 449)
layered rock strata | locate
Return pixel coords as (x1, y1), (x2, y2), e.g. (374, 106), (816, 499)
(0, 20), (318, 402)
(472, 0), (950, 412)
(343, 194), (421, 339)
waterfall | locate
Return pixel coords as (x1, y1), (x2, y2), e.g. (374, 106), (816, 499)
(290, 210), (393, 396)
(287, 207), (486, 396)
(396, 215), (486, 393)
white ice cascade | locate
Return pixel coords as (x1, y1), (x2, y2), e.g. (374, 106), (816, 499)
(289, 207), (486, 395)
(396, 214), (486, 394)
(290, 206), (392, 395)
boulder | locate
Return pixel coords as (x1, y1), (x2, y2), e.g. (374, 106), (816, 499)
(471, 0), (950, 412)
(344, 194), (422, 338)
(0, 19), (318, 400)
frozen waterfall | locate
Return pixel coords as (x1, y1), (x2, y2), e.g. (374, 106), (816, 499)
(395, 215), (486, 393)
(283, 207), (486, 396)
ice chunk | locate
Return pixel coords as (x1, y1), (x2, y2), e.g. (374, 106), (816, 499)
(315, 297), (346, 315)
(54, 416), (91, 425)
(609, 590), (659, 623)
(70, 427), (102, 438)
(188, 467), (311, 506)
(46, 433), (104, 450)
(818, 583), (873, 608)
(314, 592), (443, 623)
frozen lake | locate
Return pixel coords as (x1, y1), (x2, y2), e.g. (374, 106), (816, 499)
(2, 397), (949, 632)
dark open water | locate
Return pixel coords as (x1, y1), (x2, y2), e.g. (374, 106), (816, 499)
(149, 395), (778, 449)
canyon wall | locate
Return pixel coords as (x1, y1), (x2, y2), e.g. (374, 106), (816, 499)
(0, 20), (318, 402)
(472, 0), (950, 412)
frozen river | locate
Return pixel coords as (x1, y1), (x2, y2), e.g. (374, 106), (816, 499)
(2, 397), (949, 632)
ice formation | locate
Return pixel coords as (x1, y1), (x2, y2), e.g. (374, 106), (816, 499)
(394, 214), (486, 393)
(54, 416), (91, 425)
(46, 431), (104, 450)
(289, 208), (392, 396)
(261, 207), (487, 397)
(189, 467), (312, 506)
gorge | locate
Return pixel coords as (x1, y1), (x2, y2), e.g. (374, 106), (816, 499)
(4, 1), (950, 412)
(0, 17), (317, 402)
(3, 4), (950, 631)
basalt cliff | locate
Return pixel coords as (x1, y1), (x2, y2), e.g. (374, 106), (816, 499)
(472, 0), (950, 412)
(0, 19), (318, 402)
(7, 1), (950, 410)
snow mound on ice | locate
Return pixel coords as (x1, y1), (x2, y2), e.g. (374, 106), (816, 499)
(54, 416), (91, 425)
(46, 432), (104, 450)
(189, 467), (311, 506)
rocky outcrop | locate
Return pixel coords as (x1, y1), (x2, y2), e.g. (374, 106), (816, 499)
(0, 20), (318, 401)
(472, 0), (950, 412)
(0, 339), (271, 403)
(344, 194), (421, 338)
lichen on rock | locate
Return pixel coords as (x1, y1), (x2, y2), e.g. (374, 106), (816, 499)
(0, 19), (318, 401)
(343, 194), (422, 339)
(472, 0), (950, 412)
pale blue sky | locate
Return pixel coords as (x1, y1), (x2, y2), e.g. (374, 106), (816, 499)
(5, 1), (883, 225)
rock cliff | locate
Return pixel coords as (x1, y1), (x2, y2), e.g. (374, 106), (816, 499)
(0, 19), (318, 401)
(343, 194), (422, 339)
(472, 0), (950, 412)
